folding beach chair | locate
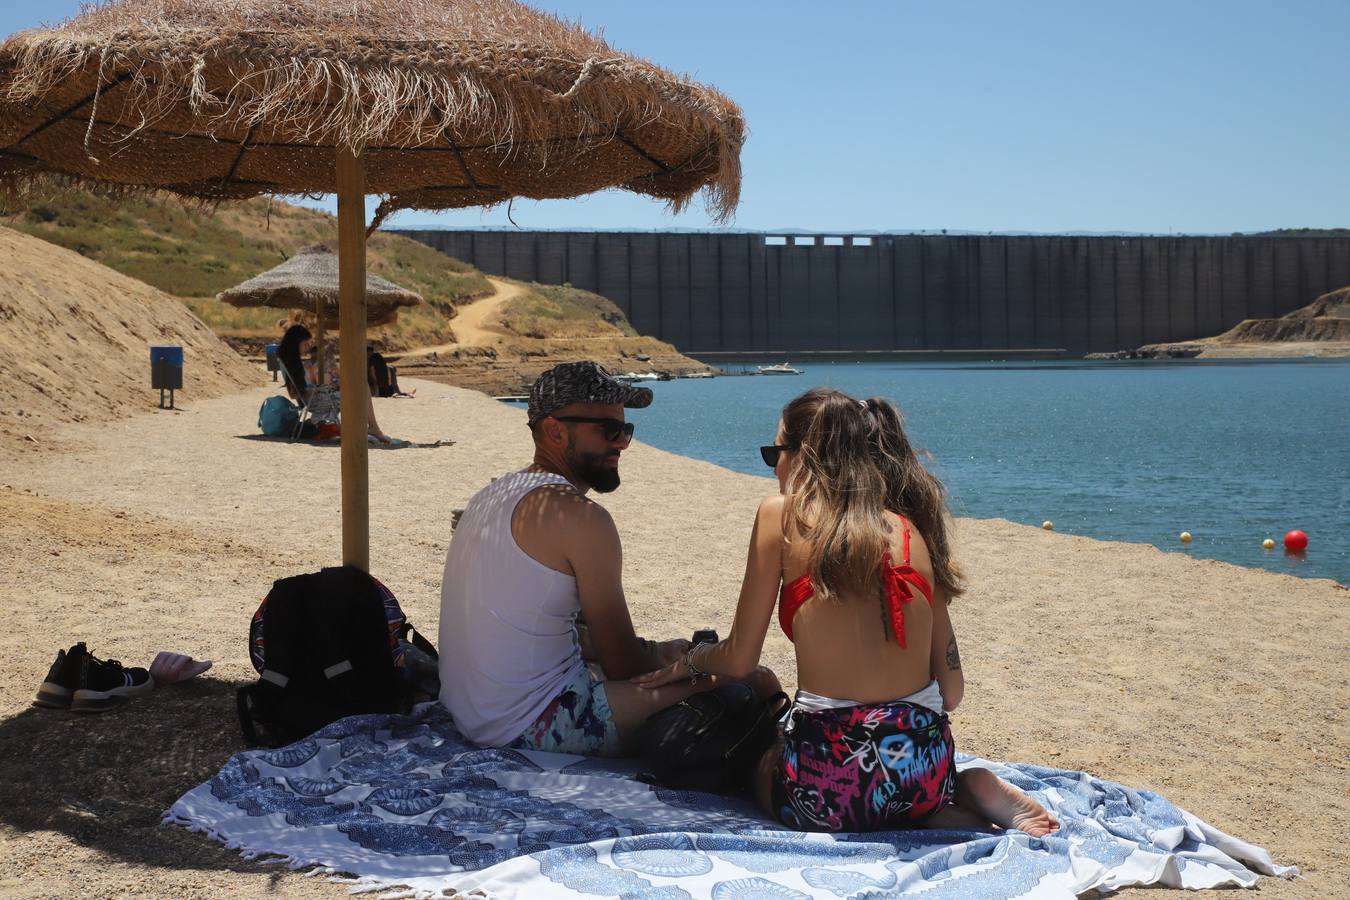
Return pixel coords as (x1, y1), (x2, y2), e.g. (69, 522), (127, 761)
(277, 358), (341, 441)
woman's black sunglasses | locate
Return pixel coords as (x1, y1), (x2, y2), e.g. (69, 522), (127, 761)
(760, 444), (794, 468)
(553, 416), (635, 442)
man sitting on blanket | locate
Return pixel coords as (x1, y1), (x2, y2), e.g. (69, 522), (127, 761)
(438, 360), (779, 756)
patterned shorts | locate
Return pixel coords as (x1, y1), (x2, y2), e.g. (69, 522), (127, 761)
(771, 699), (956, 833)
(508, 667), (622, 757)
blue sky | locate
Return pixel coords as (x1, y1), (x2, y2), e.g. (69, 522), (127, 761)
(4, 1), (1348, 233)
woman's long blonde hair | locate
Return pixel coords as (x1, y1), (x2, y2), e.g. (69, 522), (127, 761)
(782, 388), (964, 603)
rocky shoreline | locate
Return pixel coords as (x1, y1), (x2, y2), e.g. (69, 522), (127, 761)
(1087, 340), (1350, 360)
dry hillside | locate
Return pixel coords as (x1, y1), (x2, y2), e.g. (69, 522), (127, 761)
(0, 227), (262, 454)
(1102, 287), (1350, 360)
(2, 190), (711, 375)
(1215, 287), (1350, 343)
(393, 276), (714, 394)
(4, 190), (492, 352)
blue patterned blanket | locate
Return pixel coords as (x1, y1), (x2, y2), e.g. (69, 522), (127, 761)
(164, 704), (1294, 898)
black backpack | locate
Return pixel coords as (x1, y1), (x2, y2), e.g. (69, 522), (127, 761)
(236, 566), (432, 747)
(636, 683), (790, 795)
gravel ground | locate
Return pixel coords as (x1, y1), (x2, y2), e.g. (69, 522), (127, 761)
(0, 379), (1344, 898)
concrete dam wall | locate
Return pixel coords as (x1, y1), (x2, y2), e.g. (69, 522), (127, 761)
(393, 230), (1350, 354)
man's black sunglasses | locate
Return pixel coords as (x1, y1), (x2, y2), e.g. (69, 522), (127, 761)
(553, 416), (635, 442)
(760, 444), (794, 468)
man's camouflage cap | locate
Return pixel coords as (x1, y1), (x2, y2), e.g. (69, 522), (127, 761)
(527, 360), (653, 427)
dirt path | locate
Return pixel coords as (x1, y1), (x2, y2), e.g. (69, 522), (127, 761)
(402, 277), (526, 357)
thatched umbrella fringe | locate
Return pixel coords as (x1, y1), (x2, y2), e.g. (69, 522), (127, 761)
(7, 66), (739, 219)
(216, 244), (422, 346)
(4, 42), (741, 220)
(5, 35), (739, 134)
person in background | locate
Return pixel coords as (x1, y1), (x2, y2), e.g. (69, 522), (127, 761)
(367, 344), (414, 398)
(275, 324), (398, 443)
(636, 387), (1059, 836)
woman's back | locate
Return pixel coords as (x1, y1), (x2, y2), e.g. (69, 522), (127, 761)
(782, 509), (939, 705)
(276, 324), (312, 405)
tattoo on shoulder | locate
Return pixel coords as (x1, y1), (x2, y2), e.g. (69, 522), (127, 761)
(945, 637), (961, 671)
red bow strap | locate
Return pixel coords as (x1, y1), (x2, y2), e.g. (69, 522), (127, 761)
(886, 570), (915, 648)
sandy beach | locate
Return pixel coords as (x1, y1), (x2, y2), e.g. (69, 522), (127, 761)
(2, 0), (1347, 892)
(0, 377), (1345, 897)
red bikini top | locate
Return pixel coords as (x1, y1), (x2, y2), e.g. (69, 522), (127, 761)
(778, 515), (934, 648)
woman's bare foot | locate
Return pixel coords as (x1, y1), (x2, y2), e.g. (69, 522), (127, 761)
(956, 767), (1060, 837)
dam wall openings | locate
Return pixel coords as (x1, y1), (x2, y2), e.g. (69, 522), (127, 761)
(392, 231), (1350, 354)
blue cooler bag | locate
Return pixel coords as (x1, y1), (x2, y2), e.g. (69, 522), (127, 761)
(258, 395), (299, 436)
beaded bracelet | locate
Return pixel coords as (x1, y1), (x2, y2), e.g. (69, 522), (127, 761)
(684, 643), (709, 684)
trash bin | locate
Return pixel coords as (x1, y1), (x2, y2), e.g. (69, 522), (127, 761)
(265, 342), (279, 381)
(151, 345), (183, 409)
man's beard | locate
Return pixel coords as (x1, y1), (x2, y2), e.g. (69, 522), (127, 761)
(568, 447), (621, 493)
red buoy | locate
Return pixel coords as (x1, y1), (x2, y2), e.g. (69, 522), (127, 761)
(1283, 530), (1309, 552)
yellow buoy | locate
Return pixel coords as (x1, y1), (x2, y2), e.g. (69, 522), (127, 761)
(1042, 521), (1054, 531)
(1262, 538), (1275, 550)
(1180, 531), (1193, 543)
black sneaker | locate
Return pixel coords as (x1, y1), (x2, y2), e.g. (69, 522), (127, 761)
(34, 642), (89, 709)
(71, 653), (154, 713)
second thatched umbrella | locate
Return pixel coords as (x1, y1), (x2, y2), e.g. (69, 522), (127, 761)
(0, 0), (744, 569)
(218, 244), (422, 380)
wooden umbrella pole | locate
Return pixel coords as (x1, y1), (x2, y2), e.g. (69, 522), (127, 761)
(336, 147), (370, 571)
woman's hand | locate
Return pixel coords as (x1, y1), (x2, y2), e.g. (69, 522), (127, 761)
(631, 657), (690, 690)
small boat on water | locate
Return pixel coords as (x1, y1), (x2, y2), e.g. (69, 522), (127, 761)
(757, 362), (802, 375)
(618, 371), (661, 382)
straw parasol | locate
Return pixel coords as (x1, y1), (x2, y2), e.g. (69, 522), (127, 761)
(218, 244), (421, 379)
(0, 0), (743, 569)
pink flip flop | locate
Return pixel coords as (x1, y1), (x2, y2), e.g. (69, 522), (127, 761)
(149, 652), (213, 687)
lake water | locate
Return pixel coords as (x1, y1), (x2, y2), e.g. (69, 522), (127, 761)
(620, 359), (1349, 585)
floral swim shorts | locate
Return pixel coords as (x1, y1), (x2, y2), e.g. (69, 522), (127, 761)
(508, 666), (622, 757)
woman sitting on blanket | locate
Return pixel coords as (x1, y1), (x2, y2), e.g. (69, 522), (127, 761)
(637, 388), (1059, 836)
(276, 324), (400, 444)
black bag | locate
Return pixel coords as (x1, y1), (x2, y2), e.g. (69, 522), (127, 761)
(236, 566), (432, 747)
(636, 683), (790, 794)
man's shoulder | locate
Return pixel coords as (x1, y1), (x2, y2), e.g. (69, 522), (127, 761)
(517, 480), (610, 522)
(510, 477), (618, 572)
(470, 469), (570, 502)
(510, 478), (613, 533)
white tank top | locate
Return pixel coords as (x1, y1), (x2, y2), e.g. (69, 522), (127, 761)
(437, 470), (587, 746)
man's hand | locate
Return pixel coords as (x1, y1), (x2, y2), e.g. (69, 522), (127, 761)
(654, 638), (691, 667)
